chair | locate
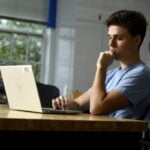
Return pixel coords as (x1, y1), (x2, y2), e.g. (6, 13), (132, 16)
(0, 80), (7, 104)
(36, 82), (60, 108)
(140, 109), (150, 150)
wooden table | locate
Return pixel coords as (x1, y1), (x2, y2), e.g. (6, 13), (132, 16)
(0, 104), (148, 149)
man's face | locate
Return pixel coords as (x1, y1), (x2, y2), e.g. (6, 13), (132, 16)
(108, 25), (139, 61)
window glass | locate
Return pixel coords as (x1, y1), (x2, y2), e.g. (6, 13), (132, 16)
(0, 19), (44, 81)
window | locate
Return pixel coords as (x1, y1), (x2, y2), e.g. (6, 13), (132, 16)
(54, 27), (75, 94)
(0, 18), (45, 81)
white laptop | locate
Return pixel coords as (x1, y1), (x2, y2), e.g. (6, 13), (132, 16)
(0, 65), (82, 114)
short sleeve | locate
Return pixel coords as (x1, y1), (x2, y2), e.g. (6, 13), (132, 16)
(114, 71), (150, 105)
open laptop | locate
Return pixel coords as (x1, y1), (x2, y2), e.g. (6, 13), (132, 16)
(0, 65), (82, 114)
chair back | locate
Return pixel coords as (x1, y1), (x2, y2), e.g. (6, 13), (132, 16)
(37, 82), (60, 108)
(144, 109), (150, 129)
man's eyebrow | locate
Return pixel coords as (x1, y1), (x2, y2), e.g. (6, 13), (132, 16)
(107, 34), (124, 37)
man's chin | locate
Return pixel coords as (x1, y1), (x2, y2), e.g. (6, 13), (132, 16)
(113, 55), (120, 60)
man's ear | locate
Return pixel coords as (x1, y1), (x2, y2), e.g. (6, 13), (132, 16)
(134, 35), (142, 48)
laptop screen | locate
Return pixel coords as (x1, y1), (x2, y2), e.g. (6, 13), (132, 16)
(0, 65), (43, 113)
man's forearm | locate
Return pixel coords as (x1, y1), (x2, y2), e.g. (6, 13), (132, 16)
(90, 66), (107, 114)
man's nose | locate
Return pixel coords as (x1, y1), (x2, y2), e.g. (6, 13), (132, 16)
(109, 39), (116, 47)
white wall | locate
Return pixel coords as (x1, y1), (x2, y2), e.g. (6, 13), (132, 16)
(73, 7), (103, 91)
(0, 0), (48, 22)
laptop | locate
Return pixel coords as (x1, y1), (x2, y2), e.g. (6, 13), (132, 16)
(0, 65), (82, 114)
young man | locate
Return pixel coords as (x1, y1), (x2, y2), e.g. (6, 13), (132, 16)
(52, 10), (150, 119)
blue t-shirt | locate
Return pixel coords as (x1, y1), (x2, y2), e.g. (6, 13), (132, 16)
(105, 61), (150, 119)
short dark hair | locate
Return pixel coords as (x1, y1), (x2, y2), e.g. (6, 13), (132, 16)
(105, 10), (148, 47)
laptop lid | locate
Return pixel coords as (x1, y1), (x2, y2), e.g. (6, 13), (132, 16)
(0, 65), (82, 114)
(0, 65), (43, 113)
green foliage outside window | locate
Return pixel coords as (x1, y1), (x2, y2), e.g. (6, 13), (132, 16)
(0, 19), (44, 81)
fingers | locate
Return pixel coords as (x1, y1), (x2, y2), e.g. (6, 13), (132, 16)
(100, 50), (114, 57)
(52, 99), (57, 109)
(52, 96), (69, 110)
(108, 50), (115, 58)
(97, 50), (114, 68)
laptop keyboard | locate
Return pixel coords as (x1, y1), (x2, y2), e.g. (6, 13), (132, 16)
(42, 107), (82, 114)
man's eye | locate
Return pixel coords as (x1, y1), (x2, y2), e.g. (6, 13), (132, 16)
(117, 36), (124, 40)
